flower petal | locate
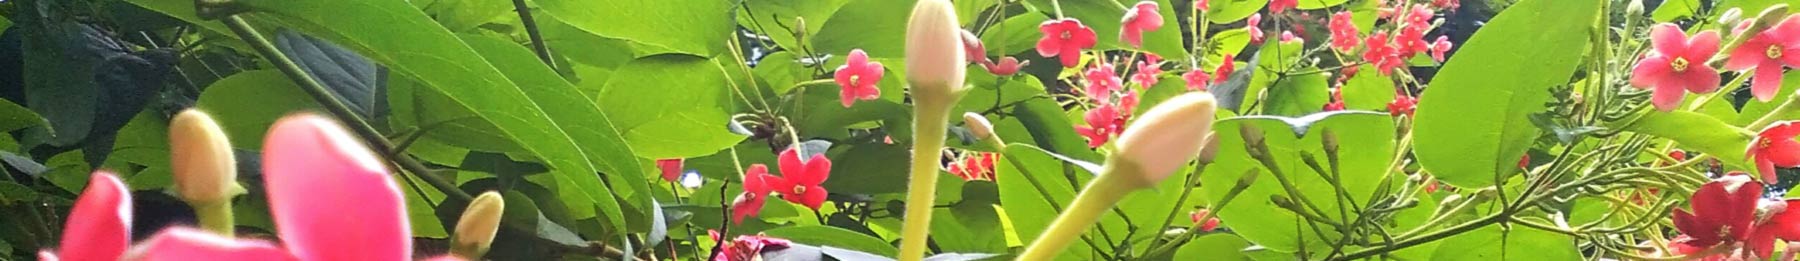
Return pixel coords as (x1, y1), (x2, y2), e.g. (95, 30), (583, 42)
(743, 164), (773, 194)
(1650, 24), (1691, 56)
(1651, 82), (1686, 111)
(798, 186), (828, 210)
(122, 228), (294, 261)
(1755, 62), (1786, 101)
(779, 148), (804, 179)
(52, 172), (132, 261)
(1630, 55), (1673, 88)
(262, 114), (411, 261)
(1680, 64), (1722, 94)
(795, 154), (831, 186)
(1686, 30), (1723, 62)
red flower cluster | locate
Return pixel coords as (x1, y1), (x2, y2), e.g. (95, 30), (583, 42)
(708, 230), (790, 261)
(1323, 87), (1346, 111)
(1247, 14), (1265, 43)
(1190, 209), (1221, 232)
(1329, 11), (1359, 52)
(1077, 103), (1126, 148)
(1120, 2), (1164, 48)
(1084, 62), (1125, 100)
(1133, 55), (1164, 88)
(1750, 121), (1800, 183)
(731, 148), (834, 224)
(1388, 91), (1418, 117)
(963, 29), (1029, 76)
(1268, 0), (1297, 14)
(1630, 23), (1721, 111)
(949, 152), (998, 181)
(1669, 175), (1800, 259)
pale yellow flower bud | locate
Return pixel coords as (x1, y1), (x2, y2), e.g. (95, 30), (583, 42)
(452, 192), (505, 259)
(963, 112), (994, 140)
(1113, 93), (1218, 188)
(905, 0), (967, 97)
(169, 109), (242, 204)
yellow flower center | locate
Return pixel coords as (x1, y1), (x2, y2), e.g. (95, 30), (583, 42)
(1770, 45), (1785, 59)
(793, 185), (807, 194)
(1671, 57), (1690, 72)
(1762, 137), (1775, 149)
(1061, 31), (1072, 40)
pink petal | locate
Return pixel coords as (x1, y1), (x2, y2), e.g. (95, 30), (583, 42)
(1767, 139), (1800, 167)
(1058, 47), (1082, 67)
(1761, 157), (1781, 184)
(1651, 82), (1686, 111)
(840, 85), (857, 108)
(1729, 182), (1768, 240)
(834, 65), (856, 90)
(798, 186), (828, 210)
(1755, 62), (1785, 101)
(861, 62), (885, 87)
(1673, 209), (1718, 245)
(657, 159), (683, 182)
(1631, 56), (1673, 88)
(122, 228), (293, 261)
(1122, 29), (1144, 48)
(778, 148), (804, 180)
(1725, 41), (1768, 71)
(743, 164), (773, 194)
(1772, 199), (1800, 240)
(1782, 45), (1800, 66)
(262, 114), (411, 261)
(1686, 30), (1723, 62)
(1650, 24), (1690, 56)
(52, 172), (131, 261)
(846, 49), (870, 69)
(1680, 64), (1722, 94)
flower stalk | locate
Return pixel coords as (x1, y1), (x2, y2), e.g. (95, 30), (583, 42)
(169, 110), (242, 236)
(898, 0), (967, 260)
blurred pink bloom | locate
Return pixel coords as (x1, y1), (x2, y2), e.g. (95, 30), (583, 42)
(1725, 15), (1800, 101)
(1037, 19), (1098, 68)
(1182, 69), (1212, 91)
(982, 57), (1029, 76)
(709, 230), (789, 261)
(1190, 209), (1221, 231)
(1214, 54), (1237, 83)
(1269, 0), (1297, 13)
(1429, 36), (1453, 62)
(1247, 14), (1264, 43)
(261, 114), (412, 261)
(122, 228), (291, 261)
(1329, 11), (1359, 52)
(38, 172), (132, 261)
(657, 159), (684, 182)
(1630, 23), (1722, 111)
(834, 49), (884, 108)
(1084, 63), (1124, 100)
(1120, 2), (1165, 48)
(1751, 121), (1800, 183)
(1133, 55), (1163, 87)
(734, 165), (777, 224)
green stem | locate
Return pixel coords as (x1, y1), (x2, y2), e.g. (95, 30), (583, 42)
(1016, 164), (1139, 260)
(1749, 90), (1800, 129)
(191, 201), (235, 236)
(509, 0), (554, 69)
(1140, 168), (1256, 258)
(220, 16), (472, 201)
(898, 98), (954, 261)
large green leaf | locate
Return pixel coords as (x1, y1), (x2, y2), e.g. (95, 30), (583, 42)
(532, 0), (733, 56)
(1199, 112), (1397, 252)
(761, 225), (898, 256)
(812, 0), (918, 60)
(993, 144), (1114, 260)
(978, 12), (1051, 57)
(596, 55), (747, 159)
(1339, 65), (1395, 111)
(1622, 111), (1754, 170)
(1173, 233), (1253, 261)
(1430, 223), (1579, 260)
(1297, 0), (1352, 9)
(820, 142), (911, 194)
(423, 0), (513, 32)
(235, 0), (642, 231)
(1652, 0), (1702, 22)
(1411, 0), (1599, 189)
(1262, 69), (1329, 117)
(0, 100), (45, 135)
(1206, 0), (1268, 24)
(738, 0), (851, 51)
(194, 70), (323, 150)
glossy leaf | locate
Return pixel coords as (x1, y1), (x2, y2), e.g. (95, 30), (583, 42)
(1173, 233), (1252, 261)
(194, 70), (323, 150)
(1430, 223), (1580, 260)
(596, 54), (747, 159)
(1622, 111), (1754, 170)
(533, 0), (734, 56)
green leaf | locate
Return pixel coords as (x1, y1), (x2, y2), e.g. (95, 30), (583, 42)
(0, 181), (37, 205)
(994, 144), (1112, 260)
(1297, 0), (1352, 9)
(955, 0), (998, 25)
(1199, 112), (1397, 252)
(1262, 69), (1329, 117)
(740, 0), (852, 50)
(540, 18), (637, 70)
(125, 0), (233, 37)
(979, 12), (1051, 57)
(761, 225), (898, 257)
(820, 142), (911, 194)
(1206, 28), (1252, 62)
(1244, 39), (1306, 111)
(1339, 65), (1395, 111)
(813, 0), (918, 60)
(0, 100), (46, 134)
(195, 70), (323, 150)
(424, 0), (514, 32)
(1430, 223), (1579, 260)
(596, 54), (747, 159)
(1653, 0), (1702, 22)
(1173, 233), (1253, 261)
(1716, 0), (1800, 20)
(1207, 0), (1268, 24)
(1622, 111), (1755, 170)
(1411, 0), (1599, 189)
(236, 0), (641, 231)
(784, 80), (912, 140)
(533, 0), (734, 56)
(1139, 0), (1192, 60)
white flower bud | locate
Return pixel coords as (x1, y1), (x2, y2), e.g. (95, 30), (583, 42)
(1113, 93), (1218, 188)
(963, 112), (994, 140)
(452, 192), (505, 259)
(905, 0), (968, 96)
(169, 109), (242, 204)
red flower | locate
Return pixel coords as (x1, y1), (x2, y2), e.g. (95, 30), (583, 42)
(657, 159), (684, 182)
(37, 172), (131, 261)
(834, 49), (885, 108)
(1672, 176), (1762, 249)
(1428, 36), (1453, 63)
(1037, 19), (1099, 68)
(1247, 14), (1265, 43)
(1630, 23), (1722, 111)
(982, 57), (1029, 76)
(1432, 0), (1460, 9)
(769, 148), (832, 210)
(1194, 0), (1210, 11)
(709, 230), (790, 261)
(1388, 91), (1418, 117)
(1190, 209), (1221, 232)
(1280, 31), (1300, 43)
(1750, 121), (1800, 183)
(1120, 2), (1165, 48)
(1725, 15), (1800, 101)
(1269, 0), (1297, 14)
(1323, 87), (1346, 111)
(1119, 89), (1141, 116)
(1518, 154), (1530, 169)
(1214, 54), (1237, 82)
(1133, 55), (1163, 87)
(1075, 104), (1123, 148)
(951, 152), (999, 181)
(1363, 32), (1405, 75)
(1329, 11), (1360, 52)
(1395, 5), (1434, 56)
(961, 29), (991, 65)
(1084, 62), (1124, 100)
(1182, 69), (1212, 91)
(732, 164), (778, 224)
(1745, 199), (1800, 258)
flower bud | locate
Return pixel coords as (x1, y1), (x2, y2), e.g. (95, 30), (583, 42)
(169, 109), (242, 204)
(1720, 8), (1745, 27)
(793, 17), (808, 40)
(1113, 93), (1218, 187)
(451, 192), (505, 259)
(963, 112), (995, 141)
(1626, 0), (1646, 17)
(1196, 133), (1219, 165)
(905, 0), (968, 95)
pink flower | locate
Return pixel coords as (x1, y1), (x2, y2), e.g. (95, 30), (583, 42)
(1037, 19), (1099, 68)
(1084, 63), (1124, 100)
(1133, 55), (1163, 87)
(38, 172), (132, 261)
(1214, 54), (1237, 82)
(1363, 32), (1405, 75)
(1323, 87), (1346, 111)
(1388, 91), (1418, 117)
(1750, 121), (1800, 183)
(1280, 31), (1300, 43)
(982, 57), (1029, 76)
(1269, 0), (1297, 13)
(1630, 23), (1722, 111)
(1672, 176), (1762, 249)
(1118, 89), (1141, 117)
(1194, 0), (1210, 11)
(657, 158), (684, 182)
(709, 230), (790, 261)
(1182, 69), (1212, 91)
(1247, 14), (1265, 43)
(1190, 209), (1221, 232)
(1120, 2), (1165, 48)
(1075, 104), (1123, 148)
(1428, 36), (1453, 62)
(1725, 15), (1800, 101)
(961, 29), (991, 65)
(950, 153), (998, 181)
(1329, 11), (1360, 52)
(769, 148), (832, 210)
(122, 228), (291, 261)
(261, 114), (413, 260)
(834, 49), (884, 108)
(1432, 0), (1460, 9)
(733, 164), (777, 224)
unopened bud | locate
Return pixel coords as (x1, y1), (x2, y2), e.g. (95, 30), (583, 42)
(905, 0), (969, 96)
(1239, 124), (1268, 159)
(1196, 133), (1219, 165)
(793, 17), (808, 40)
(452, 192), (505, 259)
(169, 109), (242, 204)
(960, 29), (990, 64)
(1113, 93), (1219, 188)
(963, 112), (995, 141)
(1720, 8), (1745, 26)
(1626, 0), (1646, 17)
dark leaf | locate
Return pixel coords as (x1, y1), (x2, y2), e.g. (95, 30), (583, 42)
(273, 29), (387, 119)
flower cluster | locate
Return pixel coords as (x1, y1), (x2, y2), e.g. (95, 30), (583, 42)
(1665, 174), (1800, 259)
(731, 147), (835, 224)
(949, 152), (998, 181)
